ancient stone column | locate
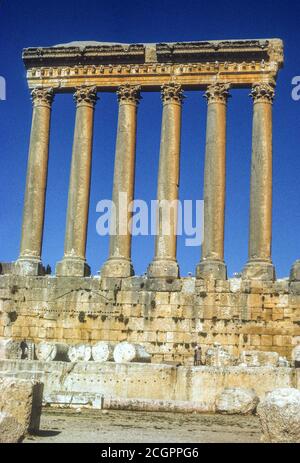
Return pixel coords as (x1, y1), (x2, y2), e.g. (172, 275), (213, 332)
(147, 83), (184, 279)
(242, 82), (275, 280)
(290, 260), (300, 282)
(15, 87), (54, 276)
(196, 83), (230, 280)
(101, 84), (141, 278)
(56, 85), (97, 277)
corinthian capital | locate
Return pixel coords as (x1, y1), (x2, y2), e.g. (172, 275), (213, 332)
(204, 83), (230, 104)
(74, 85), (98, 107)
(31, 87), (54, 107)
(117, 84), (141, 104)
(251, 82), (275, 103)
(161, 83), (184, 104)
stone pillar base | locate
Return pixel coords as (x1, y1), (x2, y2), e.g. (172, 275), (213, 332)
(147, 259), (179, 279)
(14, 258), (45, 276)
(196, 260), (227, 280)
(101, 258), (134, 278)
(242, 260), (275, 281)
(56, 258), (90, 277)
(290, 260), (300, 281)
(0, 263), (14, 275)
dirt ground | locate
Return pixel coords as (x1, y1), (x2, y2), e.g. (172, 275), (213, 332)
(24, 408), (262, 443)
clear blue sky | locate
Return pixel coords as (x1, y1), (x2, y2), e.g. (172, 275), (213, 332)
(0, 0), (299, 278)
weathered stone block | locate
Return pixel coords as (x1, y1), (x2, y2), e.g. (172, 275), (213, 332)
(290, 260), (300, 282)
(121, 276), (146, 291)
(229, 278), (242, 293)
(147, 260), (179, 279)
(56, 258), (90, 277)
(273, 335), (292, 347)
(257, 388), (300, 443)
(289, 281), (300, 295)
(0, 263), (14, 275)
(215, 388), (259, 415)
(196, 260), (227, 281)
(145, 278), (182, 292)
(205, 343), (236, 367)
(0, 338), (22, 360)
(0, 377), (43, 434)
(261, 335), (273, 346)
(240, 350), (279, 367)
(0, 412), (26, 443)
(101, 258), (134, 278)
(155, 292), (170, 304)
(14, 259), (45, 277)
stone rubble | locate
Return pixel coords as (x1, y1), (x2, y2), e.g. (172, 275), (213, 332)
(205, 343), (236, 367)
(239, 350), (279, 367)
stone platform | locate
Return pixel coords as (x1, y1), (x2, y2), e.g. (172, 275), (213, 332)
(0, 274), (299, 364)
(0, 360), (299, 412)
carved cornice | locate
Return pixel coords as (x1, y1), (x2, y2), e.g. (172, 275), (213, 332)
(26, 60), (278, 79)
(204, 82), (230, 104)
(161, 83), (184, 104)
(23, 44), (145, 67)
(117, 84), (141, 104)
(22, 39), (284, 68)
(74, 85), (98, 107)
(31, 87), (54, 107)
(251, 82), (275, 103)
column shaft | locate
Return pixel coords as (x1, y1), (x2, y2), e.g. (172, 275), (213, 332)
(196, 83), (230, 280)
(15, 87), (54, 276)
(56, 86), (97, 277)
(148, 83), (183, 279)
(101, 84), (141, 277)
(243, 82), (275, 280)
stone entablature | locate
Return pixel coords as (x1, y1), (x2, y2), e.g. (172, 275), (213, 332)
(23, 39), (283, 90)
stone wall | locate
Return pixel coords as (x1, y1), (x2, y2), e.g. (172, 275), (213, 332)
(0, 274), (299, 364)
(0, 360), (299, 412)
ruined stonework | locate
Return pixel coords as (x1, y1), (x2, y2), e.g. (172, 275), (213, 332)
(1, 39), (300, 367)
(0, 377), (43, 435)
(0, 275), (299, 364)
